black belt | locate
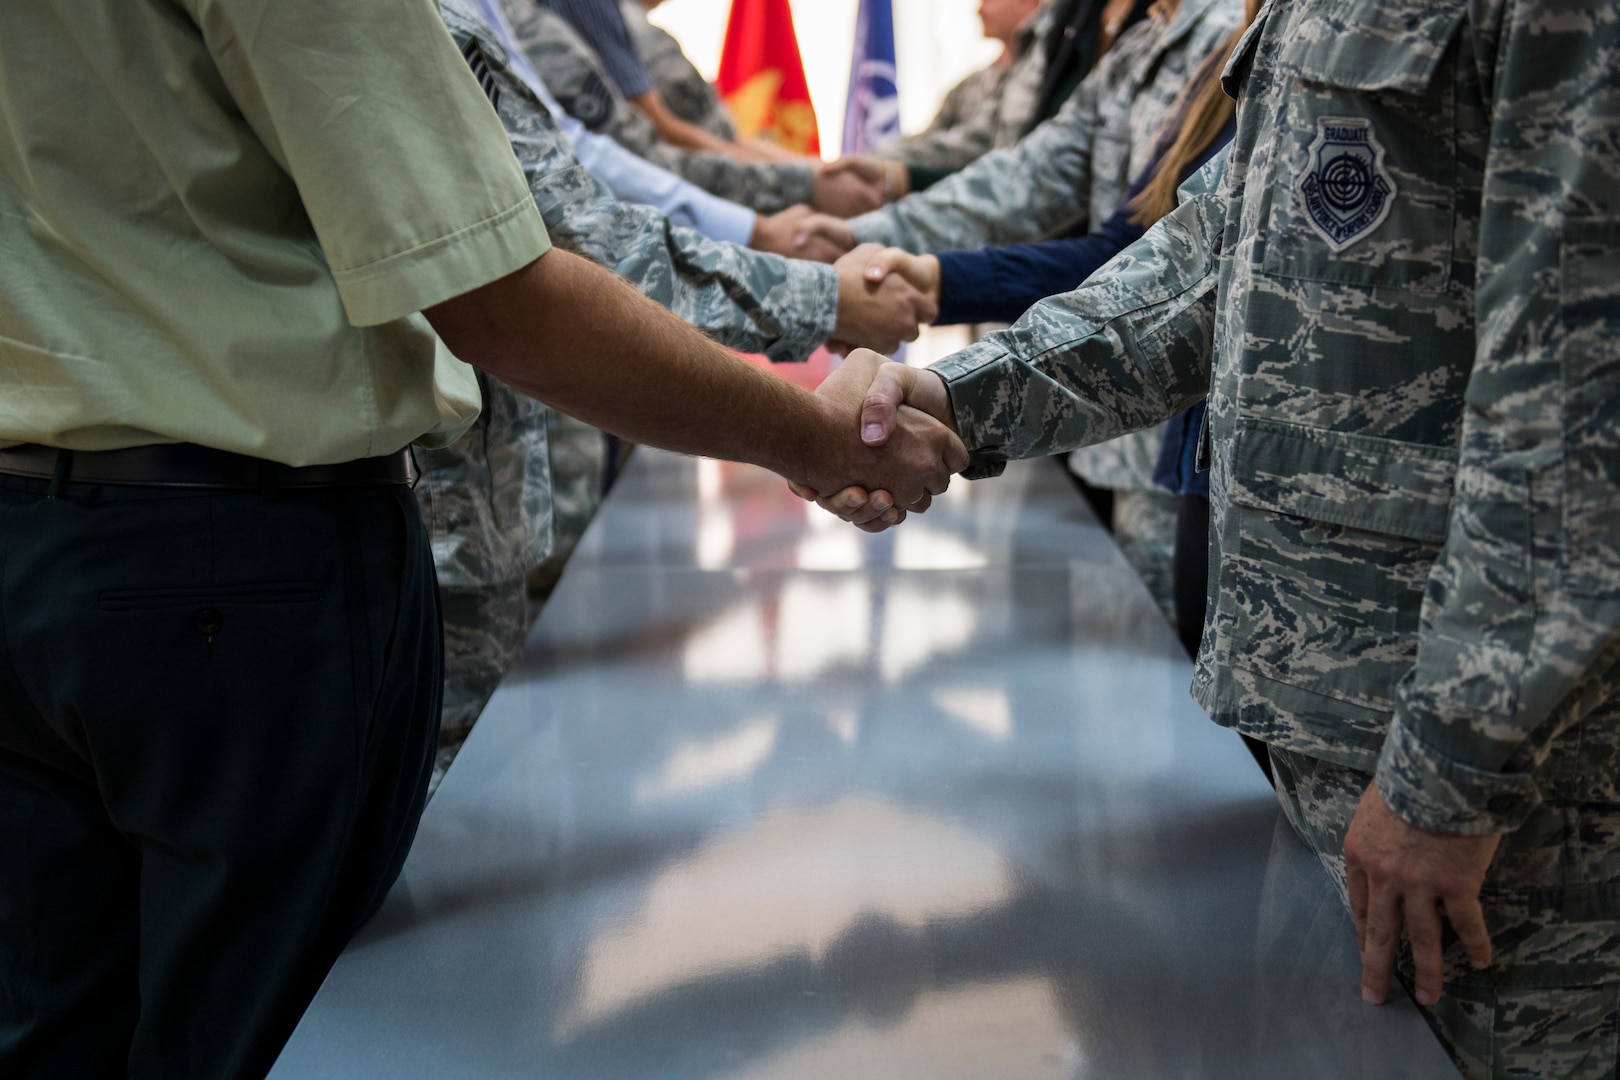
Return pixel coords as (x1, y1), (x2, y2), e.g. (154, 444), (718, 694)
(0, 443), (412, 490)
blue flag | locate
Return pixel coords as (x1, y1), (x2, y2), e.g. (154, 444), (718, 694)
(841, 0), (900, 154)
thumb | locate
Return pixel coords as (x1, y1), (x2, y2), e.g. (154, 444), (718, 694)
(799, 217), (855, 249)
(861, 363), (914, 446)
(863, 248), (910, 283)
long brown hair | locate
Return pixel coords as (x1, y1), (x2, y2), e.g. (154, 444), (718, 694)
(1127, 0), (1262, 227)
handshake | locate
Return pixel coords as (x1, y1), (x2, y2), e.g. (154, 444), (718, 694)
(792, 349), (962, 532)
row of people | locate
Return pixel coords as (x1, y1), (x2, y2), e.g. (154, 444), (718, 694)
(787, 0), (1620, 1077)
(451, 18), (1612, 1080)
(450, 13), (1619, 1080)
(0, 0), (965, 1075)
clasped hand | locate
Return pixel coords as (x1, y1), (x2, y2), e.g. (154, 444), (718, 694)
(790, 350), (958, 531)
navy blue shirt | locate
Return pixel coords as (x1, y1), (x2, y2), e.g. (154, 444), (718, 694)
(538, 0), (654, 99)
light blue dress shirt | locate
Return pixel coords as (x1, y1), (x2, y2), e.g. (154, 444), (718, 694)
(466, 0), (758, 246)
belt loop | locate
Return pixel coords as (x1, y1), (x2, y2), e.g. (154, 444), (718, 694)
(46, 449), (73, 499)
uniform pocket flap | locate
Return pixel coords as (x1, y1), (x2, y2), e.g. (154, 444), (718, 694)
(1230, 418), (1456, 543)
(1280, 0), (1467, 94)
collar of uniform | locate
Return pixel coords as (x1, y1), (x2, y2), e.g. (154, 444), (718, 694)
(1156, 0), (1233, 56)
(1221, 0), (1275, 98)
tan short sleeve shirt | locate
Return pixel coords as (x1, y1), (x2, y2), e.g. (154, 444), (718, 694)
(0, 0), (553, 464)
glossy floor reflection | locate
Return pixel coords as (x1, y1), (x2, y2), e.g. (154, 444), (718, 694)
(271, 451), (1458, 1079)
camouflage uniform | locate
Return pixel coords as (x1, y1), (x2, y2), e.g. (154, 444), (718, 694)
(500, 0), (816, 214)
(929, 0), (1620, 1072)
(855, 0), (1241, 618)
(619, 0), (736, 141)
(871, 2), (1051, 170)
(426, 0), (838, 786)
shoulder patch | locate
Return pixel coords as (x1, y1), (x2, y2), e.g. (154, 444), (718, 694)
(1298, 118), (1396, 252)
(571, 72), (615, 130)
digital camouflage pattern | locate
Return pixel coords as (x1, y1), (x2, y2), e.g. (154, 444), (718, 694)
(854, 0), (1240, 513)
(424, 0), (838, 778)
(871, 3), (1049, 171)
(1271, 747), (1620, 1079)
(929, 0), (1620, 1066)
(499, 0), (816, 214)
(847, 0), (1242, 256)
(620, 0), (737, 140)
(874, 63), (1009, 171)
(1110, 487), (1179, 624)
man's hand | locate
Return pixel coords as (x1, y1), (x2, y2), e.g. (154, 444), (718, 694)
(750, 206), (857, 263)
(787, 352), (961, 530)
(793, 349), (967, 528)
(830, 244), (938, 355)
(1344, 783), (1501, 1009)
(812, 157), (887, 218)
(853, 247), (941, 310)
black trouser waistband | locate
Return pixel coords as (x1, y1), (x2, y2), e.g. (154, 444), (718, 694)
(0, 443), (412, 490)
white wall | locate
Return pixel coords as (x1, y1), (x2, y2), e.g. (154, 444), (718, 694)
(647, 0), (1000, 158)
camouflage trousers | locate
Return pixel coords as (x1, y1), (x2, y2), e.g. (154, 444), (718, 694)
(1270, 747), (1620, 1080)
(1110, 488), (1179, 630)
(417, 375), (612, 795)
(434, 576), (530, 793)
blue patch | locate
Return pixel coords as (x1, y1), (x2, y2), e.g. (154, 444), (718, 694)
(1298, 118), (1396, 252)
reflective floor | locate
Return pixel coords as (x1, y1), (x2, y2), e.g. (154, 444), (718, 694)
(271, 450), (1457, 1079)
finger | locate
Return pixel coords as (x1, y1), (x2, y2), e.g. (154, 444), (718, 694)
(903, 491), (933, 514)
(842, 490), (898, 526)
(860, 364), (913, 446)
(1442, 892), (1493, 972)
(803, 239), (851, 264)
(854, 507), (904, 533)
(786, 480), (819, 501)
(1348, 864), (1370, 957)
(1404, 891), (1446, 1007)
(862, 249), (906, 283)
(807, 219), (856, 251)
(1360, 886), (1402, 1006)
(821, 487), (873, 521)
(911, 288), (940, 325)
(942, 433), (970, 475)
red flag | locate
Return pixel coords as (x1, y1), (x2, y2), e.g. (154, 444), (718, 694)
(716, 0), (819, 156)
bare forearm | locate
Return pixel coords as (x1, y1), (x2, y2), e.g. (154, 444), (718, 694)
(630, 91), (732, 154)
(427, 249), (822, 481)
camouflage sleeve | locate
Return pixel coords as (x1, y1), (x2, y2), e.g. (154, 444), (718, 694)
(644, 146), (817, 215)
(848, 73), (1101, 253)
(929, 153), (1226, 478)
(1374, 1), (1620, 835)
(503, 0), (663, 154)
(870, 65), (1002, 171)
(453, 5), (837, 360)
(498, 0), (816, 214)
